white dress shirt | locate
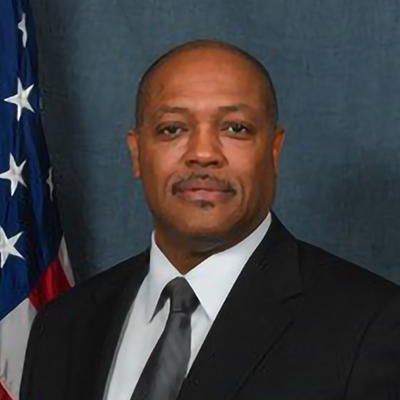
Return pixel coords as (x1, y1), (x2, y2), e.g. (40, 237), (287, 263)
(105, 212), (272, 400)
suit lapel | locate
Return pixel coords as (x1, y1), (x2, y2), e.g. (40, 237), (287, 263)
(178, 213), (303, 400)
(90, 213), (302, 400)
(94, 249), (150, 400)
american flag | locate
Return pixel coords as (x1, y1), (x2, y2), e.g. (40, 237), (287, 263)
(0, 0), (75, 398)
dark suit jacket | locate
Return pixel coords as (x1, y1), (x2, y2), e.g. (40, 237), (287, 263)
(21, 214), (400, 400)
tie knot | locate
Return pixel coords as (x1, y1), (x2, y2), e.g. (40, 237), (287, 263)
(162, 277), (199, 314)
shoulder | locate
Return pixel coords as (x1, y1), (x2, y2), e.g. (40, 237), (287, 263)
(37, 249), (149, 321)
(296, 239), (400, 313)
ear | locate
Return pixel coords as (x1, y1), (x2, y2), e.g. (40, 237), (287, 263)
(271, 126), (285, 173)
(127, 129), (141, 179)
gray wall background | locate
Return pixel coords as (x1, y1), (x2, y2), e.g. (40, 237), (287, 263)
(30, 0), (400, 284)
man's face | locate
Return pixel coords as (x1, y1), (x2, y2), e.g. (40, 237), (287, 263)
(128, 48), (285, 243)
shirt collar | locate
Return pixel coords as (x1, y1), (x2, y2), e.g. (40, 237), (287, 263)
(144, 212), (272, 322)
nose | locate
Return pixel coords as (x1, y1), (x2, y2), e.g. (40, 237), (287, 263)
(183, 124), (226, 169)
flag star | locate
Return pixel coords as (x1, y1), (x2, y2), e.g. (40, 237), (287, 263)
(0, 154), (27, 196)
(4, 78), (34, 121)
(0, 226), (24, 269)
(18, 13), (28, 47)
(47, 167), (54, 201)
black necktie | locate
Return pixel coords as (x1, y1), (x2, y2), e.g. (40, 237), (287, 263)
(130, 277), (200, 400)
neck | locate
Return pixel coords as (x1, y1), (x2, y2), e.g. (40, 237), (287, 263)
(153, 213), (269, 274)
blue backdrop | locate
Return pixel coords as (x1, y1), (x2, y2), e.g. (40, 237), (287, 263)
(30, 0), (400, 283)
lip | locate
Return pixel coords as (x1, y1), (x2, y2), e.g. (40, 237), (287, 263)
(180, 181), (231, 192)
(177, 189), (234, 202)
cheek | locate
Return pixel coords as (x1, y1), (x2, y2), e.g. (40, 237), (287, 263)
(141, 151), (177, 197)
(226, 150), (256, 203)
(233, 149), (262, 181)
(241, 152), (274, 195)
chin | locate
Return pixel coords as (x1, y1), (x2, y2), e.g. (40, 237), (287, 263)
(173, 216), (234, 236)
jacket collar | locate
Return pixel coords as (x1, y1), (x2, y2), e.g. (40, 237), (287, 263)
(177, 211), (303, 400)
(94, 249), (150, 400)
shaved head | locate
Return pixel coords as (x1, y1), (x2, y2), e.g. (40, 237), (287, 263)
(135, 39), (279, 130)
(127, 38), (285, 272)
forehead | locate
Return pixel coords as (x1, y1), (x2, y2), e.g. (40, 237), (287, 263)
(143, 48), (268, 111)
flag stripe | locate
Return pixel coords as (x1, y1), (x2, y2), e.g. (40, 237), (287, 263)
(58, 235), (75, 287)
(0, 299), (37, 399)
(29, 254), (72, 311)
(0, 382), (13, 400)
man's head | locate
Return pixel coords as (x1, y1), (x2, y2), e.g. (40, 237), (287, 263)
(128, 39), (285, 251)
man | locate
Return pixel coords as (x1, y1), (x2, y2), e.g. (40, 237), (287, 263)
(21, 39), (400, 400)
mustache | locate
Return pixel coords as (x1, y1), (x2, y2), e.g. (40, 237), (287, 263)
(172, 173), (236, 194)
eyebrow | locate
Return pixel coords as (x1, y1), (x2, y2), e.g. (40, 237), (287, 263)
(152, 103), (256, 118)
(218, 104), (256, 113)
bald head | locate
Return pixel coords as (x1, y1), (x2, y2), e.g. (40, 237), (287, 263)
(134, 39), (279, 130)
(127, 39), (285, 266)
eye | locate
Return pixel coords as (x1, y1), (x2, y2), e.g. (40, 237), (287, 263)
(157, 125), (184, 136)
(224, 123), (251, 135)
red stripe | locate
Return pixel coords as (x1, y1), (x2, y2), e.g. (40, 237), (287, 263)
(0, 383), (13, 400)
(29, 257), (72, 311)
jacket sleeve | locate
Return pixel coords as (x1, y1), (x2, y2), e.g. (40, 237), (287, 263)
(345, 291), (400, 399)
(19, 309), (46, 400)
